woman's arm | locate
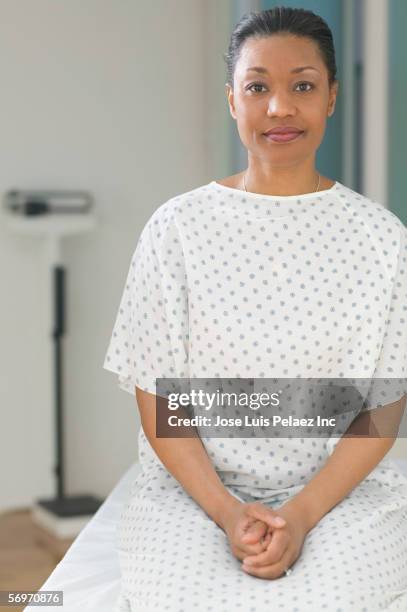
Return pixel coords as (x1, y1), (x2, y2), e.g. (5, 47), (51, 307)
(281, 395), (406, 533)
(135, 386), (241, 529)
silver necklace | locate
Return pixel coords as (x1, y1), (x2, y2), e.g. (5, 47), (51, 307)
(243, 171), (320, 194)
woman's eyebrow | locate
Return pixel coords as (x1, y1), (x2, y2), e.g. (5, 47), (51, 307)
(246, 65), (320, 74)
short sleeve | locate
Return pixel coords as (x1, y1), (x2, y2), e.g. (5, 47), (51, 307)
(102, 202), (189, 396)
(362, 221), (407, 411)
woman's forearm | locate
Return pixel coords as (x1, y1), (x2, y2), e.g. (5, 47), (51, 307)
(135, 387), (240, 529)
(284, 411), (397, 533)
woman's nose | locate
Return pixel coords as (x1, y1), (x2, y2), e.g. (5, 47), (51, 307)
(266, 92), (297, 116)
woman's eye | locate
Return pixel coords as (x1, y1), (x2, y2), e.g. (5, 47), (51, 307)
(247, 82), (315, 93)
(247, 83), (267, 93)
(295, 82), (314, 92)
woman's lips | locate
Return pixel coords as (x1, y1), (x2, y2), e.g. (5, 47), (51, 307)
(263, 131), (304, 143)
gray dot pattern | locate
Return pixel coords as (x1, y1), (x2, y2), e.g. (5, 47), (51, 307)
(103, 180), (407, 611)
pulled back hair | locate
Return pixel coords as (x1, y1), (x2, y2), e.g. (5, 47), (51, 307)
(223, 6), (338, 89)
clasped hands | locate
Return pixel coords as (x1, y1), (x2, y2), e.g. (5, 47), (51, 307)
(221, 498), (308, 579)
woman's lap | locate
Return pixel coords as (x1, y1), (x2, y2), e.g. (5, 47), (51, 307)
(114, 463), (407, 612)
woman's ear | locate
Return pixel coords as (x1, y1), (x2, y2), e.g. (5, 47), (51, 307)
(328, 81), (339, 117)
(226, 83), (237, 120)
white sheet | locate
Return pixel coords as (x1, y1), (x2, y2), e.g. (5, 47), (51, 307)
(24, 461), (142, 612)
(24, 459), (407, 612)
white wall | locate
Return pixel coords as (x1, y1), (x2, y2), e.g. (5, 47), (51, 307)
(0, 0), (233, 512)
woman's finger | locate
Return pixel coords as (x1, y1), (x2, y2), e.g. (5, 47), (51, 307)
(240, 519), (268, 544)
(234, 539), (267, 558)
(242, 544), (293, 580)
(234, 523), (270, 556)
(243, 528), (289, 567)
(261, 528), (273, 548)
(244, 502), (286, 529)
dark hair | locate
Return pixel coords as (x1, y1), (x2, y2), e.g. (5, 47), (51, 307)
(223, 6), (338, 89)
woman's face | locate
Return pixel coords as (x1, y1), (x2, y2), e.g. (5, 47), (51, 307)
(226, 34), (338, 167)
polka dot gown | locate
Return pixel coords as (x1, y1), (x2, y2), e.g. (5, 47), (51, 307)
(103, 180), (407, 611)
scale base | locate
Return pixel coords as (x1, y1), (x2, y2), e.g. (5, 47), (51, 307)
(31, 495), (104, 539)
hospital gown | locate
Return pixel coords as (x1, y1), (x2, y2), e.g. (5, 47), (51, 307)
(103, 179), (407, 611)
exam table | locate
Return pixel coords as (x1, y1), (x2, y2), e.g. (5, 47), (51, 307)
(24, 459), (407, 611)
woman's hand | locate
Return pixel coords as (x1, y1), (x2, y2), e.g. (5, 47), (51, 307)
(240, 501), (309, 579)
(220, 500), (287, 560)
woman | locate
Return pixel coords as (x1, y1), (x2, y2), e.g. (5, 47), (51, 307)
(104, 7), (407, 611)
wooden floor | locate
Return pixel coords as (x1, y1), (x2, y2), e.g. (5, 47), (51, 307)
(0, 508), (73, 612)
